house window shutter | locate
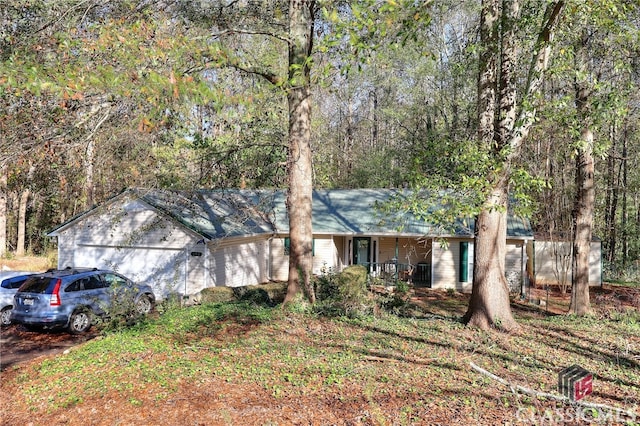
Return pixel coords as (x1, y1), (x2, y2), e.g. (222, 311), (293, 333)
(460, 241), (469, 282)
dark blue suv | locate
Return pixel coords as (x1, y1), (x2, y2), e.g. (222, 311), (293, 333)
(11, 268), (155, 334)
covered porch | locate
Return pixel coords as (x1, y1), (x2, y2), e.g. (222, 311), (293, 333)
(342, 236), (433, 287)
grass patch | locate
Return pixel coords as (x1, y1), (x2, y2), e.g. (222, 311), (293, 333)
(2, 290), (639, 425)
(0, 253), (56, 272)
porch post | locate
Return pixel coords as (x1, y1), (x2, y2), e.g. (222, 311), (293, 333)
(395, 237), (399, 283)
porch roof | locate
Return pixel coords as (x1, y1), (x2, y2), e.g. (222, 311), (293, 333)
(265, 189), (532, 238)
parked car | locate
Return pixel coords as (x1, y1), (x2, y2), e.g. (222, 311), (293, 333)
(0, 271), (35, 326)
(11, 268), (155, 334)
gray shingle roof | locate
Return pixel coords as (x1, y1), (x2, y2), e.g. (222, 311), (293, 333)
(140, 188), (532, 239)
(49, 188), (533, 240)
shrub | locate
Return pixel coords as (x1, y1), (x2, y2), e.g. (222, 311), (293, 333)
(314, 265), (374, 318)
(200, 282), (287, 306)
(200, 287), (237, 303)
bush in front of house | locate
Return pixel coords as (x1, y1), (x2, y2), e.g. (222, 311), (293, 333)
(314, 265), (375, 318)
(200, 282), (288, 306)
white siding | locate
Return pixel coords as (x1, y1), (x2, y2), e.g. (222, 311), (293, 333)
(55, 197), (205, 298)
(268, 236), (341, 280)
(69, 245), (187, 297)
(209, 239), (269, 288)
(269, 237), (289, 282)
(76, 199), (192, 249)
(432, 240), (460, 290)
(431, 239), (525, 293)
(532, 240), (601, 286)
(312, 237), (338, 274)
(505, 242), (525, 293)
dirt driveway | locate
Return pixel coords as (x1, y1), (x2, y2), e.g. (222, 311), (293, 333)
(0, 325), (97, 371)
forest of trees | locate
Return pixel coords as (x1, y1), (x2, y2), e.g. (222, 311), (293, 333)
(1, 1), (639, 307)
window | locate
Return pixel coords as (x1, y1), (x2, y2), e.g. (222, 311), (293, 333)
(84, 276), (104, 290)
(459, 241), (474, 283)
(65, 280), (83, 292)
(103, 273), (128, 288)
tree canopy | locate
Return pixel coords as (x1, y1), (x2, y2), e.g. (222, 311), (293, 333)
(1, 0), (639, 306)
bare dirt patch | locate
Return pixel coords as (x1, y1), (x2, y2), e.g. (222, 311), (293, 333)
(0, 325), (97, 371)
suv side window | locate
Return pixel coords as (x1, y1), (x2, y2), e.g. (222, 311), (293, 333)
(84, 275), (104, 290)
(103, 273), (128, 288)
(65, 279), (84, 292)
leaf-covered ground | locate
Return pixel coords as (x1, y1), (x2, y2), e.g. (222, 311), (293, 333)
(1, 284), (639, 426)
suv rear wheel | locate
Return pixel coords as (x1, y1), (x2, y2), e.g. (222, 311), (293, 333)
(0, 307), (12, 326)
(68, 309), (92, 334)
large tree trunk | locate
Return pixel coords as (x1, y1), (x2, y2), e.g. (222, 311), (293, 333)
(283, 0), (315, 305)
(569, 30), (595, 315)
(569, 128), (594, 315)
(464, 0), (564, 330)
(464, 0), (518, 331)
(464, 186), (518, 330)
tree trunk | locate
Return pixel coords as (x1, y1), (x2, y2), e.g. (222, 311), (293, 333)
(464, 0), (564, 330)
(283, 0), (315, 305)
(603, 128), (617, 264)
(0, 166), (6, 257)
(16, 188), (29, 256)
(621, 127), (628, 268)
(569, 127), (594, 315)
(85, 137), (95, 209)
(569, 28), (594, 316)
(464, 186), (518, 330)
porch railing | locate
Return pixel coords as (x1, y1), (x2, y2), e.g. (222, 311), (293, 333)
(363, 261), (431, 287)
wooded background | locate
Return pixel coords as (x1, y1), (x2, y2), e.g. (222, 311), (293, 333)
(1, 0), (638, 281)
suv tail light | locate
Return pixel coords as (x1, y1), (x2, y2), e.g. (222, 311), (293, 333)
(50, 279), (62, 306)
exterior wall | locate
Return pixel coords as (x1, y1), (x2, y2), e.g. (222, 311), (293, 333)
(269, 237), (288, 282)
(431, 238), (526, 293)
(55, 199), (200, 298)
(68, 245), (187, 297)
(505, 241), (526, 293)
(209, 238), (269, 288)
(432, 239), (467, 291)
(312, 236), (339, 275)
(75, 198), (194, 249)
(268, 235), (341, 282)
(531, 240), (602, 287)
(58, 201), (273, 296)
(333, 236), (346, 272)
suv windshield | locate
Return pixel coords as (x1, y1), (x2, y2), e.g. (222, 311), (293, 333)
(19, 276), (55, 293)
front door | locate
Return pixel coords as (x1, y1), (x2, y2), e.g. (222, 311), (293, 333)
(353, 237), (371, 268)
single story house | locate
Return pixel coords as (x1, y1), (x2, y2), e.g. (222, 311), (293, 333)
(48, 188), (534, 299)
